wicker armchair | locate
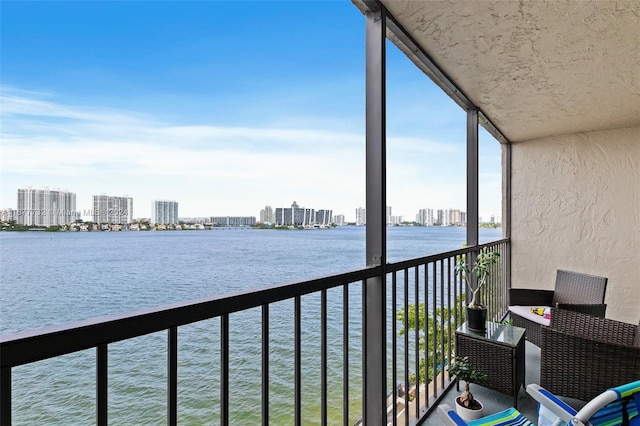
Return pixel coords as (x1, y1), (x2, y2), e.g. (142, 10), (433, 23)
(540, 308), (640, 402)
(508, 269), (607, 346)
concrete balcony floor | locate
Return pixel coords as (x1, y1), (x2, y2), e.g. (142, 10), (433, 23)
(422, 342), (586, 425)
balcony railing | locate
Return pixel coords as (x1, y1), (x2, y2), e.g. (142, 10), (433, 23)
(0, 238), (509, 425)
(384, 238), (509, 425)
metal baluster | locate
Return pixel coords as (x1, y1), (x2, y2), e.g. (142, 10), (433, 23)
(220, 315), (229, 426)
(453, 255), (460, 341)
(413, 265), (420, 418)
(1, 366), (11, 426)
(321, 290), (327, 426)
(262, 305), (269, 425)
(343, 284), (349, 426)
(403, 268), (409, 426)
(391, 271), (397, 425)
(440, 260), (446, 389)
(423, 263), (430, 409)
(447, 256), (453, 380)
(295, 296), (301, 426)
(432, 262), (438, 398)
(96, 344), (107, 426)
(168, 327), (177, 426)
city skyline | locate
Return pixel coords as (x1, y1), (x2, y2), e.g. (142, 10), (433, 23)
(1, 2), (502, 223)
(3, 187), (499, 225)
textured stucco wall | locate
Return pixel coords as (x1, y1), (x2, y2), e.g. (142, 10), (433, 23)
(511, 126), (640, 324)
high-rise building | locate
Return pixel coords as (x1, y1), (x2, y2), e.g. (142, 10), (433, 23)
(355, 207), (366, 226)
(92, 195), (133, 224)
(16, 187), (77, 226)
(274, 207), (289, 225)
(260, 205), (275, 224)
(275, 201), (315, 226)
(315, 210), (333, 226)
(1, 208), (16, 222)
(211, 216), (256, 226)
(416, 208), (434, 226)
(450, 209), (463, 226)
(390, 215), (403, 225)
(334, 214), (346, 226)
(152, 200), (178, 225)
(178, 217), (209, 224)
(386, 205), (392, 225)
(437, 208), (465, 226)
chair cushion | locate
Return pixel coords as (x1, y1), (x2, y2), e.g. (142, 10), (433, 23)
(467, 407), (533, 425)
(508, 306), (551, 326)
(588, 398), (638, 426)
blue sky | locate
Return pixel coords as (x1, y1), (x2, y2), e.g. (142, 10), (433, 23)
(1, 1), (502, 222)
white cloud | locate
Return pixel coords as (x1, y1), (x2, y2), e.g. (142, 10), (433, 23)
(0, 90), (367, 218)
(1, 88), (502, 221)
(2, 91), (145, 126)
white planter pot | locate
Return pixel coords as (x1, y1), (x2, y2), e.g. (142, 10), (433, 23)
(455, 397), (484, 421)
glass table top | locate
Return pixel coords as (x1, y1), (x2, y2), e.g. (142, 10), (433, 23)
(456, 321), (526, 346)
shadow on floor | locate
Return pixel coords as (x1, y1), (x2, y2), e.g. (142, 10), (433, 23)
(422, 341), (586, 425)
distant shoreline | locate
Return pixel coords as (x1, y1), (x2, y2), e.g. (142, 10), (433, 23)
(1, 223), (502, 233)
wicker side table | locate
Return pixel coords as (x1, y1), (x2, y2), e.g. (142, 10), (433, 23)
(455, 321), (526, 408)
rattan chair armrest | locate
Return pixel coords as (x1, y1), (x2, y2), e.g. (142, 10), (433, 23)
(540, 326), (640, 401)
(549, 308), (637, 345)
(555, 303), (606, 318)
(509, 289), (554, 306)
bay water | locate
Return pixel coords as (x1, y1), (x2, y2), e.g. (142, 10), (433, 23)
(0, 226), (501, 425)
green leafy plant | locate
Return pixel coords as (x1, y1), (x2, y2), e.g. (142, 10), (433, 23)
(454, 248), (500, 308)
(447, 356), (488, 410)
(396, 295), (465, 384)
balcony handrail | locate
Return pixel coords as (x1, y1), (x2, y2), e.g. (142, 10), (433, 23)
(0, 239), (508, 368)
(386, 238), (508, 272)
(0, 265), (382, 369)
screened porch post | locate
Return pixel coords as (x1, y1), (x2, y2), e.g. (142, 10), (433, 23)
(467, 108), (479, 248)
(364, 6), (387, 426)
(466, 109), (479, 298)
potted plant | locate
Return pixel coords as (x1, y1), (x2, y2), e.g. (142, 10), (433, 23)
(447, 355), (488, 420)
(455, 247), (500, 332)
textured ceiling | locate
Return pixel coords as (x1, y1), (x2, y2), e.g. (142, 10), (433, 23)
(357, 0), (640, 143)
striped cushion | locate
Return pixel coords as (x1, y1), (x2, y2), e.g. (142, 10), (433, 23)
(467, 408), (533, 426)
(589, 399), (638, 426)
(579, 381), (640, 426)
